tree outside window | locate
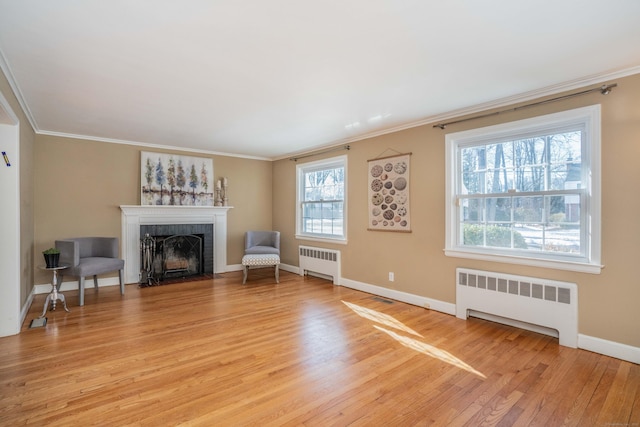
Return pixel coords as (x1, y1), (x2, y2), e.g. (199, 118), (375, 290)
(445, 105), (601, 274)
(296, 156), (347, 241)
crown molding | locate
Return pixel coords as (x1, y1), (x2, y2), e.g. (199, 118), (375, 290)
(424, 65), (640, 127)
(274, 65), (640, 161)
(37, 130), (272, 161)
(0, 48), (39, 132)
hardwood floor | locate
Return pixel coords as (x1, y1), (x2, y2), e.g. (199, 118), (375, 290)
(2, 270), (639, 426)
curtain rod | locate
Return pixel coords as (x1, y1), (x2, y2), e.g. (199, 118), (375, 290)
(433, 83), (617, 130)
(289, 145), (350, 161)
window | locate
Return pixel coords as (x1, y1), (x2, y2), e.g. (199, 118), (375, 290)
(296, 155), (347, 242)
(445, 105), (601, 273)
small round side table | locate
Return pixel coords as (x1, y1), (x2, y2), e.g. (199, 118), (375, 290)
(39, 264), (70, 318)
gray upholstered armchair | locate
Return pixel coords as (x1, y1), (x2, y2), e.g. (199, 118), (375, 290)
(245, 231), (280, 255)
(55, 237), (125, 306)
(242, 231), (281, 284)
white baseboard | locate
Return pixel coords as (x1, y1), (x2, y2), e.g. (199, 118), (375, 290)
(225, 264), (243, 272)
(20, 287), (36, 325)
(272, 265), (453, 313)
(579, 334), (640, 364)
(340, 277), (456, 316)
(279, 263), (299, 274)
(34, 277), (122, 294)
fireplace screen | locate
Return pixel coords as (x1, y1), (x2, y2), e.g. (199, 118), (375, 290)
(162, 234), (203, 277)
(140, 233), (204, 284)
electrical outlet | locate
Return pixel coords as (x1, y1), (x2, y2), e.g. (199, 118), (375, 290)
(388, 272), (394, 282)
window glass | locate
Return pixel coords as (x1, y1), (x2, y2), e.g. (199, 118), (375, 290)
(296, 156), (347, 241)
(446, 106), (601, 273)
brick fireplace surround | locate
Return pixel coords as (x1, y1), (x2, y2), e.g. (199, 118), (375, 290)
(120, 206), (232, 284)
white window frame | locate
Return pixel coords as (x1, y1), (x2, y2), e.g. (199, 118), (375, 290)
(445, 105), (602, 274)
(296, 155), (347, 244)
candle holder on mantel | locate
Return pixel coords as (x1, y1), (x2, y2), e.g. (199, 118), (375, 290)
(223, 182), (229, 206)
(214, 187), (223, 206)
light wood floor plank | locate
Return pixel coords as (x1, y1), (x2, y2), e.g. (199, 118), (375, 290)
(1, 271), (638, 426)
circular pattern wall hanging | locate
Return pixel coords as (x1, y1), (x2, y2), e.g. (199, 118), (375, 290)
(367, 153), (411, 232)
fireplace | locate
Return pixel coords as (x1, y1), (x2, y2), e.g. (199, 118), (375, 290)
(120, 206), (231, 283)
(140, 223), (213, 281)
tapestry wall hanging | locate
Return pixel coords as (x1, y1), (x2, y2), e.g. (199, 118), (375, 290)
(367, 153), (411, 232)
(141, 151), (214, 206)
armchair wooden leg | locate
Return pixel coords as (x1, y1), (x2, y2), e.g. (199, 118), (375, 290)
(93, 275), (99, 289)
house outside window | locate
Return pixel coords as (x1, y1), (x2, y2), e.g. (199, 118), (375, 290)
(445, 105), (601, 273)
(296, 155), (347, 242)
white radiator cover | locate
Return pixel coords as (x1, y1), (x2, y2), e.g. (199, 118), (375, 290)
(456, 268), (578, 348)
(299, 245), (341, 285)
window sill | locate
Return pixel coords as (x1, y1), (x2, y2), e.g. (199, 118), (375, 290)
(295, 234), (347, 245)
(444, 249), (603, 274)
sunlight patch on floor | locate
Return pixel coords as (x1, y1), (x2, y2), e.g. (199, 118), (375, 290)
(374, 325), (486, 378)
(342, 300), (422, 337)
(342, 300), (485, 378)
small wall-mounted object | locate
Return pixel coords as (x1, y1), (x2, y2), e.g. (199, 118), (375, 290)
(2, 151), (10, 167)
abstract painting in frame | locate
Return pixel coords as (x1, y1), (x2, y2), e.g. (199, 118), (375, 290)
(141, 151), (214, 206)
(367, 153), (411, 232)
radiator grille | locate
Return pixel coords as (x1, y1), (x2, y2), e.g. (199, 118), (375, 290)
(299, 247), (338, 262)
(459, 270), (571, 305)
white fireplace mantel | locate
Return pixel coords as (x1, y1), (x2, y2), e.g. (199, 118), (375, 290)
(120, 205), (232, 283)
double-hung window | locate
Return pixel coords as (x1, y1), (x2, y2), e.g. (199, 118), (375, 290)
(296, 155), (347, 242)
(445, 105), (601, 273)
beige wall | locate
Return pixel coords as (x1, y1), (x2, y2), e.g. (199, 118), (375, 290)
(274, 73), (640, 348)
(34, 135), (273, 285)
(0, 68), (35, 308)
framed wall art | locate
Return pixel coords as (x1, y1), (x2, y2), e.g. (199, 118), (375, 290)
(141, 151), (214, 206)
(367, 152), (411, 232)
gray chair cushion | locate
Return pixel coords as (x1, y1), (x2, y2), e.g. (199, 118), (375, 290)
(245, 245), (280, 255)
(66, 257), (125, 277)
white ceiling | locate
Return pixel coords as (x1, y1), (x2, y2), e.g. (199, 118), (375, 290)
(0, 1), (639, 160)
